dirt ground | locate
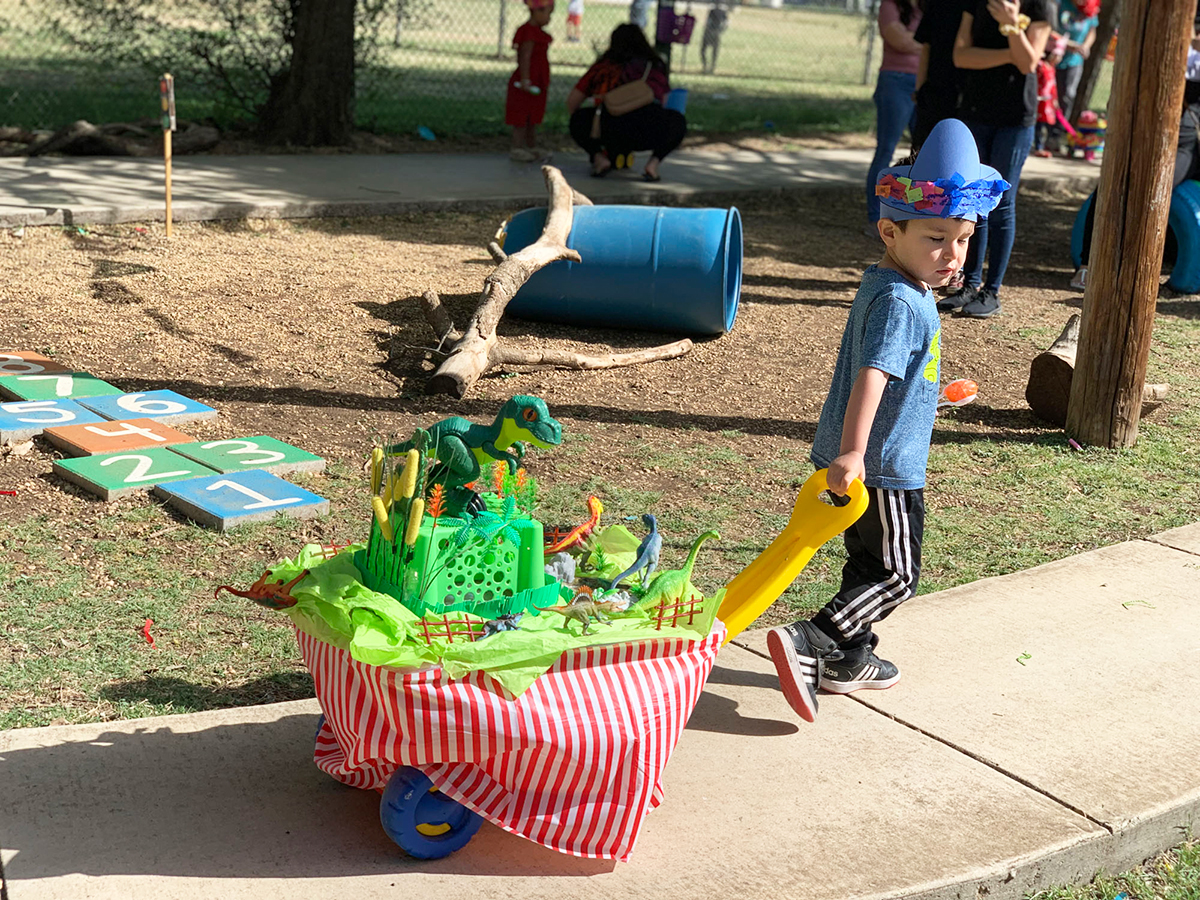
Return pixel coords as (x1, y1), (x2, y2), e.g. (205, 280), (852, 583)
(0, 181), (1104, 579)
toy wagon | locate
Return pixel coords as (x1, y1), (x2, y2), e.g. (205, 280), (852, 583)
(238, 396), (727, 861)
(231, 396), (860, 860)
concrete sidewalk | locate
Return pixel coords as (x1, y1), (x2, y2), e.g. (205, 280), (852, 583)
(0, 146), (1099, 228)
(3, 524), (1198, 900)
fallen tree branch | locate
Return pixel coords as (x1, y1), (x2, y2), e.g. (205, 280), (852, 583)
(491, 339), (694, 370)
(421, 167), (692, 397)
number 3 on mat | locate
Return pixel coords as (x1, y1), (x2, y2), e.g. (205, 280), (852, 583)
(200, 439), (286, 466)
(206, 479), (304, 510)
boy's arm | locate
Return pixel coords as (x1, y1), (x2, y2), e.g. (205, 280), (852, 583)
(827, 367), (890, 496)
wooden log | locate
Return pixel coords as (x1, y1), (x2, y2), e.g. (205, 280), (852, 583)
(1030, 314), (1169, 426)
(1026, 315), (1081, 426)
(1066, 0), (1192, 448)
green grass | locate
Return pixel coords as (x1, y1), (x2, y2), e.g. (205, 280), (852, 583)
(0, 0), (1109, 138)
(1028, 835), (1200, 900)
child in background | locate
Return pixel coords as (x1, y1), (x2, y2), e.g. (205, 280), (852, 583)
(1032, 46), (1061, 158)
(507, 0), (555, 162)
(566, 0), (584, 42)
(1054, 0), (1099, 136)
(766, 119), (1008, 723)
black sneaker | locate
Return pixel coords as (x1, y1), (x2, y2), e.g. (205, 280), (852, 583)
(820, 652), (901, 694)
(766, 621), (843, 722)
(936, 284), (978, 313)
(956, 288), (1002, 318)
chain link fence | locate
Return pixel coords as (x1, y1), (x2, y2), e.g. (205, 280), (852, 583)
(0, 0), (901, 139)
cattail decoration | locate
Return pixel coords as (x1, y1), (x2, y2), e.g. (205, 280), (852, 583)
(404, 498), (424, 546)
(492, 460), (506, 496)
(399, 449), (420, 499)
(370, 446), (384, 494)
(427, 483), (446, 520)
(372, 496), (394, 542)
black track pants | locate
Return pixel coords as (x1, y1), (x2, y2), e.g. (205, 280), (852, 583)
(811, 486), (925, 664)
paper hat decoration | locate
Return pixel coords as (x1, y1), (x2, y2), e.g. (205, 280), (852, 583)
(875, 119), (1010, 223)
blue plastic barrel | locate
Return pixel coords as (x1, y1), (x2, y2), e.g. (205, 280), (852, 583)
(502, 205), (742, 335)
(664, 89), (688, 114)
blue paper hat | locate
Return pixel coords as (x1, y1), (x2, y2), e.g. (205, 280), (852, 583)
(876, 119), (1010, 223)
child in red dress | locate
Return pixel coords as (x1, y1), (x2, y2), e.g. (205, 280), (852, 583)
(507, 0), (554, 162)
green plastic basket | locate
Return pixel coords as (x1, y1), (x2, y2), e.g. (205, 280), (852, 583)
(357, 514), (549, 620)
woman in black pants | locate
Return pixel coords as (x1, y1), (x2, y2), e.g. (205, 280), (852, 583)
(566, 24), (687, 181)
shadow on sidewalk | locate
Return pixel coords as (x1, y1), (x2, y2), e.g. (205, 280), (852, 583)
(1, 711), (614, 882)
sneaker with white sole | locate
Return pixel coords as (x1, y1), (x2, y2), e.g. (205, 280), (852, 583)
(766, 621), (843, 722)
(820, 652), (900, 694)
(1070, 266), (1088, 291)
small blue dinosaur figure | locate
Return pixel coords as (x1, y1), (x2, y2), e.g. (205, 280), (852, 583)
(608, 513), (661, 590)
(478, 613), (523, 640)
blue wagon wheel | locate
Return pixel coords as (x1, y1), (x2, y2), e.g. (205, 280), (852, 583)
(379, 766), (483, 859)
(1071, 181), (1200, 294)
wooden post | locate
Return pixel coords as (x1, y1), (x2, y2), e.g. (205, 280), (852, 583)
(1065, 0), (1192, 448)
(159, 74), (176, 237)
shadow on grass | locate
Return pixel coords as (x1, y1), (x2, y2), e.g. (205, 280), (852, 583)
(101, 671), (316, 712)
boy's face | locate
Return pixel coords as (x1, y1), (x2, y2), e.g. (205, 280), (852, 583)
(532, 3), (553, 24)
(879, 217), (975, 288)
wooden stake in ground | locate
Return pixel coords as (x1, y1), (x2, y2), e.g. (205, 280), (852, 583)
(159, 74), (176, 237)
(1066, 0), (1192, 448)
(420, 165), (693, 398)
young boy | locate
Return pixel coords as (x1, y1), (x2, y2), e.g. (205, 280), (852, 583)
(767, 118), (1009, 723)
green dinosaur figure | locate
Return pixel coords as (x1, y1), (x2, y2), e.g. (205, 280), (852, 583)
(637, 530), (720, 611)
(386, 396), (562, 494)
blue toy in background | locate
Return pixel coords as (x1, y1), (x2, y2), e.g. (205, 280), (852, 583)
(1071, 181), (1200, 294)
(502, 205), (743, 336)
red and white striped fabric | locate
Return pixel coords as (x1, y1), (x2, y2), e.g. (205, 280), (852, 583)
(297, 624), (724, 861)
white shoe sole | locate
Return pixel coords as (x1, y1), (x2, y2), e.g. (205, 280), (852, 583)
(819, 671), (901, 694)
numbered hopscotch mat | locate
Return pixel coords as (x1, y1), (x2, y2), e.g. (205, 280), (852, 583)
(0, 372), (124, 402)
(154, 469), (329, 530)
(77, 390), (218, 426)
(169, 436), (325, 476)
(53, 447), (219, 500)
(0, 399), (107, 443)
(43, 418), (197, 457)
(0, 351), (72, 375)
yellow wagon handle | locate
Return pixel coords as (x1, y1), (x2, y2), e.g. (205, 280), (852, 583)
(717, 469), (868, 645)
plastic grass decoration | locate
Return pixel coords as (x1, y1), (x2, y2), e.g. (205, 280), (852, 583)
(427, 483), (446, 520)
(405, 498), (424, 546)
(370, 446), (384, 494)
(399, 450), (420, 499)
(373, 496), (394, 542)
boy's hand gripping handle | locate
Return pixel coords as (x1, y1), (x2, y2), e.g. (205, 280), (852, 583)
(717, 469), (868, 645)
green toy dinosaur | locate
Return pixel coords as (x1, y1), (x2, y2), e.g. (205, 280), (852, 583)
(387, 396), (562, 494)
(637, 530), (720, 611)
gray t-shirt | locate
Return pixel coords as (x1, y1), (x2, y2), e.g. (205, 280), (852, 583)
(810, 265), (941, 490)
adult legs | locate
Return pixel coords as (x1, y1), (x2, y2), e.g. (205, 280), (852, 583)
(867, 70), (918, 223)
(568, 107), (605, 162)
(964, 121), (1034, 293)
(600, 105), (687, 176)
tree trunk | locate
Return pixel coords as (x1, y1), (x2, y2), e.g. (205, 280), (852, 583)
(1066, 0), (1191, 448)
(260, 0), (357, 146)
(1069, 0), (1120, 126)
